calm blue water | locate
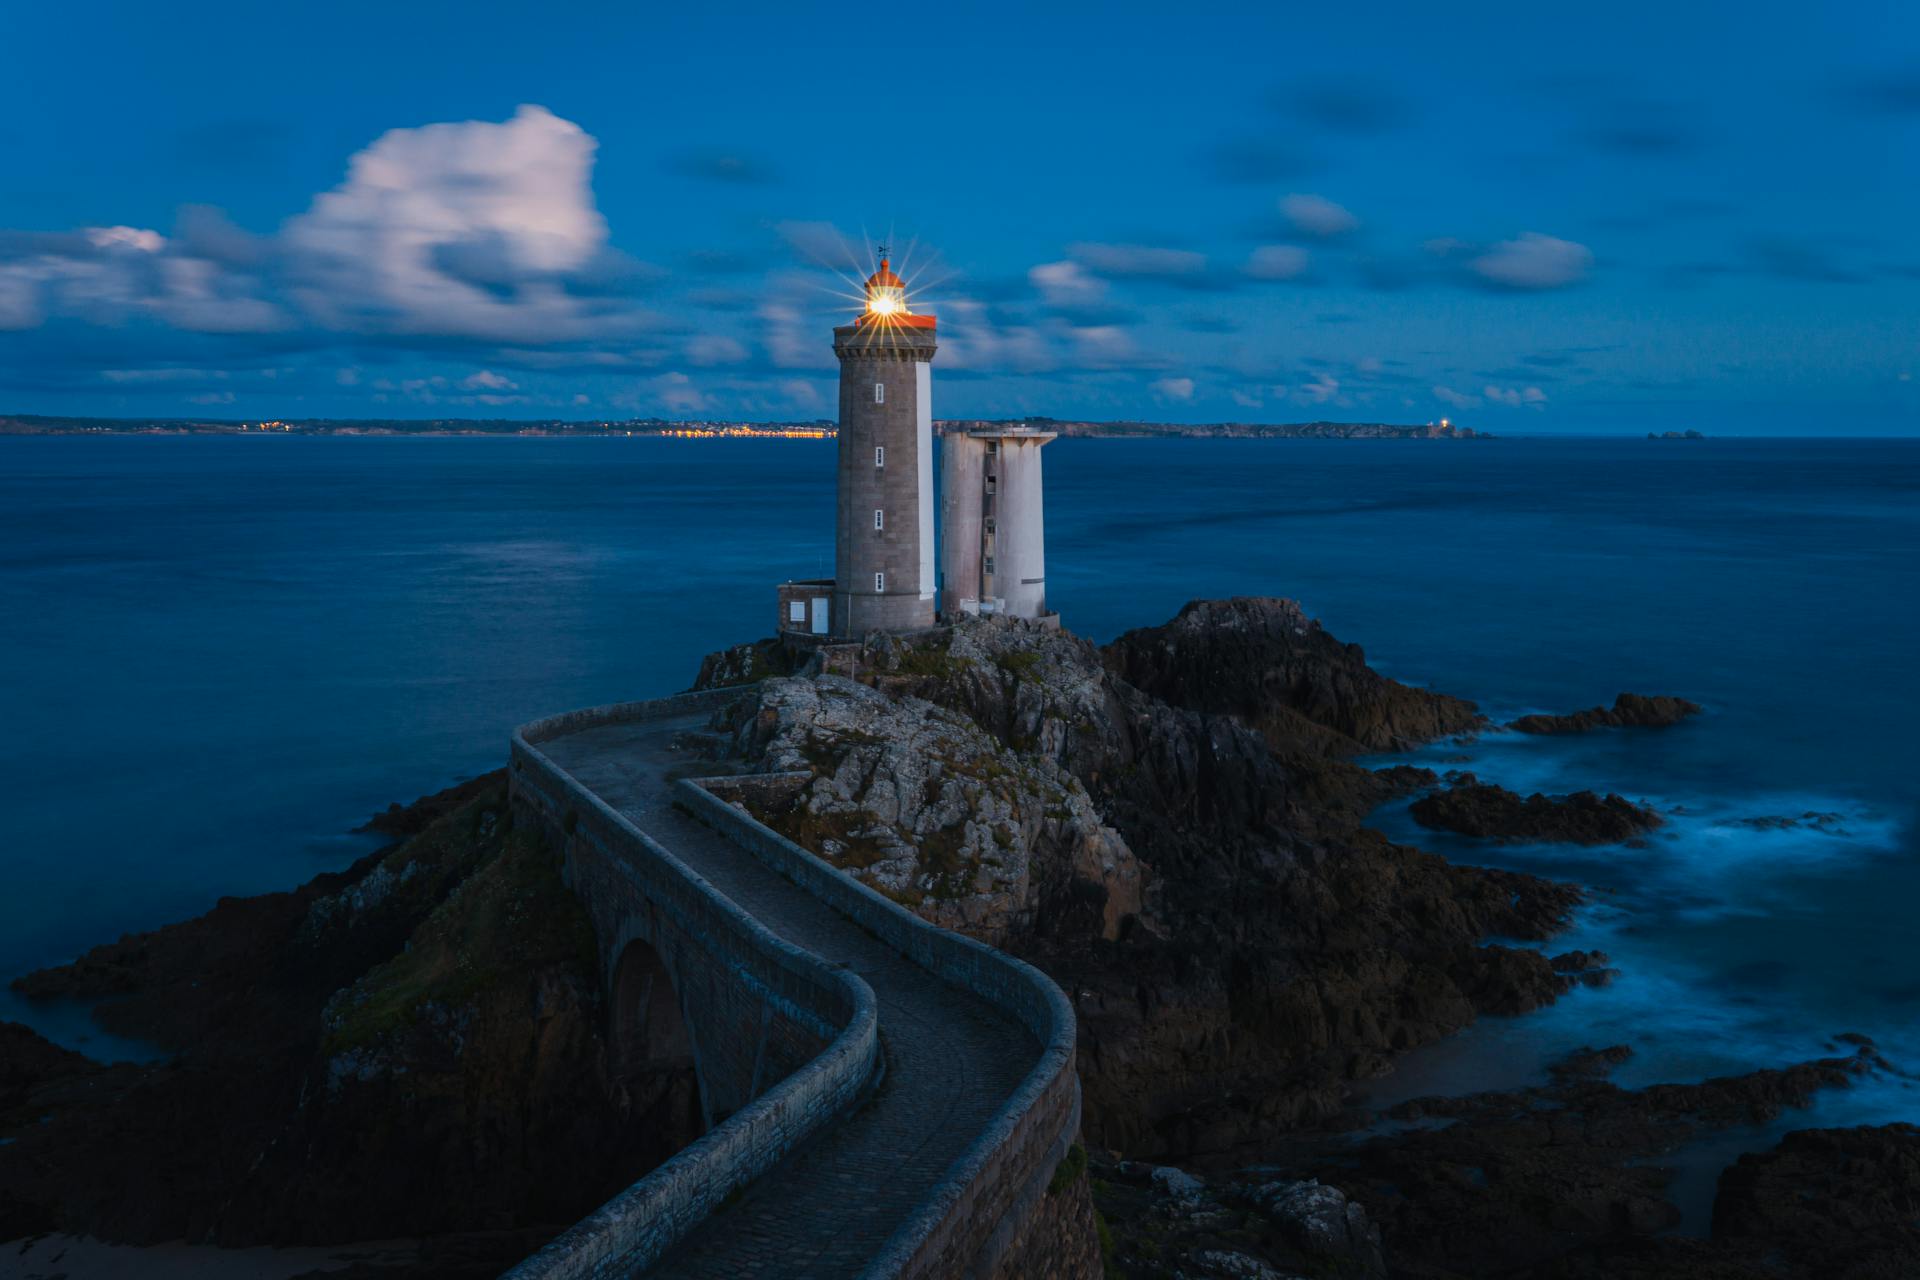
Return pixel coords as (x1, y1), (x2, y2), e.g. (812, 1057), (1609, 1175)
(3, 435), (1917, 1145)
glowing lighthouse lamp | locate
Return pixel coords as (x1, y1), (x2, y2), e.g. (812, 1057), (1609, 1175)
(855, 250), (934, 331)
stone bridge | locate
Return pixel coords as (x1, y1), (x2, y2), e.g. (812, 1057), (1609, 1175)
(501, 688), (1088, 1279)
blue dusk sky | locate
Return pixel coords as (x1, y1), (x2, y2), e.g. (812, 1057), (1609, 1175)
(0, 0), (1914, 433)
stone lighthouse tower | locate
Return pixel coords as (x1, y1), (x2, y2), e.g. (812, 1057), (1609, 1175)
(830, 252), (938, 636)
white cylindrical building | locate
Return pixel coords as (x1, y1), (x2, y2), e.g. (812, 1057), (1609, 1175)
(939, 426), (1056, 622)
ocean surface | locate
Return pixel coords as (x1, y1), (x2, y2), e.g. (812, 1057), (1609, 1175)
(3, 434), (1917, 1187)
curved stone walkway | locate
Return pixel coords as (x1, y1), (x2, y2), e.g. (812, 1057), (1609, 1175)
(539, 712), (1037, 1278)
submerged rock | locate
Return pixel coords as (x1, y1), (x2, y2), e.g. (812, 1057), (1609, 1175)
(1509, 692), (1702, 735)
(1410, 775), (1664, 845)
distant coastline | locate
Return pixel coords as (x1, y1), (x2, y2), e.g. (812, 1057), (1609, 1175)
(0, 413), (1489, 440)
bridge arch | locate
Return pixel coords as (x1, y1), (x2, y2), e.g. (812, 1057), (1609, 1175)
(608, 937), (704, 1137)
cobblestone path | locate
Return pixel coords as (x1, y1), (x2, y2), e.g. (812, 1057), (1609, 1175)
(540, 714), (1036, 1279)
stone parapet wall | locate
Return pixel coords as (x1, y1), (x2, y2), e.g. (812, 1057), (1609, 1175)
(678, 776), (1082, 1280)
(503, 693), (880, 1280)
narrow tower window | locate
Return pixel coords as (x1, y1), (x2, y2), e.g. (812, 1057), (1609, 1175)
(985, 474), (997, 494)
(874, 572), (885, 592)
(874, 445), (885, 467)
(874, 508), (884, 531)
(874, 382), (885, 404)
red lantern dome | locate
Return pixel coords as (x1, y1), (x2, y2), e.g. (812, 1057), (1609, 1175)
(857, 251), (935, 328)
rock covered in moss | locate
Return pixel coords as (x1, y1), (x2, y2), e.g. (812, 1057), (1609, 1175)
(728, 673), (1144, 943)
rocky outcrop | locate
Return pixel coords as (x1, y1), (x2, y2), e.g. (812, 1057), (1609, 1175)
(1410, 776), (1665, 845)
(356, 770), (507, 839)
(1089, 1154), (1384, 1279)
(1712, 1124), (1920, 1276)
(1103, 597), (1486, 754)
(1320, 1043), (1889, 1278)
(0, 777), (665, 1271)
(698, 605), (1582, 1156)
(722, 673), (1145, 944)
(1509, 692), (1702, 735)
(694, 636), (803, 690)
(1091, 1042), (1906, 1279)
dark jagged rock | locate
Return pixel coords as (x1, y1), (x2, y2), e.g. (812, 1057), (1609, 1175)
(1410, 775), (1664, 845)
(1550, 1043), (1635, 1080)
(692, 635), (803, 690)
(1712, 1124), (1920, 1276)
(1094, 1044), (1919, 1279)
(1549, 949), (1613, 973)
(0, 777), (665, 1268)
(1315, 1045), (1886, 1278)
(357, 770), (507, 838)
(701, 604), (1580, 1156)
(1509, 692), (1702, 735)
(1103, 597), (1487, 754)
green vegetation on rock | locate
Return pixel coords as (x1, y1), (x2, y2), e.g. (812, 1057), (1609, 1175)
(322, 806), (596, 1055)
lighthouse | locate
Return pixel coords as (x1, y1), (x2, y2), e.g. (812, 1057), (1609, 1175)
(772, 242), (1058, 642)
(828, 251), (938, 636)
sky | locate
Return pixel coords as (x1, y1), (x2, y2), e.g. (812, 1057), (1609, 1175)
(0, 0), (1914, 433)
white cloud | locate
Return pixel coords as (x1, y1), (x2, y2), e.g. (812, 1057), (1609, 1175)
(0, 225), (285, 333)
(1433, 385), (1481, 409)
(1029, 259), (1106, 306)
(1470, 233), (1593, 289)
(649, 371), (707, 413)
(1150, 376), (1195, 401)
(282, 104), (616, 340)
(776, 220), (859, 269)
(1069, 242), (1206, 279)
(1298, 372), (1342, 404)
(1245, 244), (1310, 280)
(0, 103), (651, 357)
(459, 369), (516, 391)
(1068, 324), (1150, 369)
(758, 297), (830, 370)
(100, 367), (229, 384)
(685, 334), (748, 366)
(779, 378), (822, 408)
(1484, 384), (1548, 408)
(85, 226), (166, 253)
(933, 296), (1058, 374)
(1280, 194), (1358, 237)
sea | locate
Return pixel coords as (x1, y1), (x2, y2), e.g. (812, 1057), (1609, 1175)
(2, 432), (1917, 1215)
